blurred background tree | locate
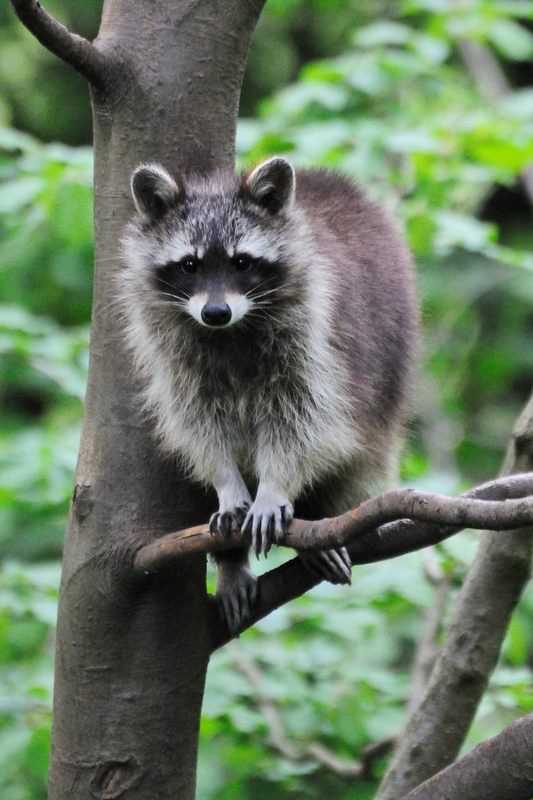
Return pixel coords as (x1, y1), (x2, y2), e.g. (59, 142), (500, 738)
(2, 1), (533, 798)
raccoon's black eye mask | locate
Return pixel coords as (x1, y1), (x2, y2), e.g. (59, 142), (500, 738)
(153, 252), (259, 298)
(154, 261), (193, 300)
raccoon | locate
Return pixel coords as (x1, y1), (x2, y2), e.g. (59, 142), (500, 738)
(120, 157), (417, 633)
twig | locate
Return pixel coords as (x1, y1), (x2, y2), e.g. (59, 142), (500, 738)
(10, 0), (109, 89)
(400, 713), (533, 800)
(232, 651), (300, 761)
(309, 740), (396, 781)
(134, 473), (533, 574)
(406, 568), (452, 718)
(231, 646), (394, 780)
(457, 40), (510, 105)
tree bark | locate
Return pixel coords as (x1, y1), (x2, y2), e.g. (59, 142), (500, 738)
(401, 713), (533, 800)
(14, 1), (266, 797)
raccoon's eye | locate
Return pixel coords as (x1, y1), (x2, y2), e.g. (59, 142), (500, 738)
(180, 256), (199, 274)
(233, 254), (253, 272)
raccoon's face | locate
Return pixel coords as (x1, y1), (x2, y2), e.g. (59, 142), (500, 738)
(128, 158), (296, 330)
(153, 241), (284, 329)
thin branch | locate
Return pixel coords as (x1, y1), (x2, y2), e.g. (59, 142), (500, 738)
(401, 713), (533, 800)
(457, 39), (533, 209)
(10, 0), (109, 89)
(457, 40), (510, 105)
(375, 391), (533, 800)
(406, 567), (452, 718)
(233, 650), (299, 761)
(134, 473), (533, 574)
(231, 646), (394, 780)
(291, 487), (533, 548)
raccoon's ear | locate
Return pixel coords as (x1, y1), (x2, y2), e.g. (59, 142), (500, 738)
(130, 164), (184, 223)
(244, 157), (295, 214)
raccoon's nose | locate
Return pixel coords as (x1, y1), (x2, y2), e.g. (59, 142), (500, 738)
(201, 302), (232, 327)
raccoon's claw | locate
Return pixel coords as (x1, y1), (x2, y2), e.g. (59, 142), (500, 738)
(216, 565), (258, 636)
(210, 505), (249, 538)
(297, 547), (352, 585)
(242, 502), (294, 558)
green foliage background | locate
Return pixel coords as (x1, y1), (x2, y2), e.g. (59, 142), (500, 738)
(2, 1), (533, 798)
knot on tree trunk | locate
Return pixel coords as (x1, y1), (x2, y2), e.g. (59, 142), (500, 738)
(90, 756), (144, 799)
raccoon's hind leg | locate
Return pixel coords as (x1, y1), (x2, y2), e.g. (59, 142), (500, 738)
(209, 463), (256, 634)
(214, 549), (257, 635)
(292, 471), (360, 586)
(296, 548), (352, 585)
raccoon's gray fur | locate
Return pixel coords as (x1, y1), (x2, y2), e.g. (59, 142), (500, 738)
(120, 157), (418, 633)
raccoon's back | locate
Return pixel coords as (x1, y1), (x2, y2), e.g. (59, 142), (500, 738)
(294, 169), (418, 434)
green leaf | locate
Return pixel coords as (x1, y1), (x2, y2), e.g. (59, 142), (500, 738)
(433, 211), (498, 254)
(488, 18), (533, 59)
(23, 718), (51, 789)
(0, 128), (39, 155)
(501, 88), (533, 118)
(386, 129), (442, 154)
(503, 616), (529, 666)
(406, 212), (438, 256)
(492, 2), (533, 17)
(0, 178), (44, 214)
(355, 21), (412, 48)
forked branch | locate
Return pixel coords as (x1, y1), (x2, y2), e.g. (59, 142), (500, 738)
(134, 473), (533, 575)
(10, 0), (109, 89)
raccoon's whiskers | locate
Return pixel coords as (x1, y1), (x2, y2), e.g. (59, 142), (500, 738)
(99, 294), (131, 317)
(159, 291), (188, 304)
(156, 278), (190, 299)
(243, 308), (285, 327)
(247, 288), (277, 302)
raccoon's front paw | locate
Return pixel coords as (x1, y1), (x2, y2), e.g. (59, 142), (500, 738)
(297, 547), (352, 586)
(216, 563), (258, 636)
(209, 505), (249, 538)
(242, 493), (294, 558)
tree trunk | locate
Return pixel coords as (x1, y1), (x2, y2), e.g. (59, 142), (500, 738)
(46, 1), (264, 797)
